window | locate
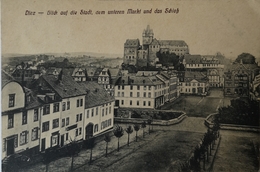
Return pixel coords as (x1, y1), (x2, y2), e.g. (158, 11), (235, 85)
(122, 86), (124, 90)
(42, 121), (49, 132)
(96, 107), (98, 116)
(148, 92), (151, 98)
(94, 124), (98, 132)
(76, 128), (80, 136)
(8, 114), (14, 129)
(80, 99), (83, 106)
(9, 94), (15, 107)
(130, 85), (133, 90)
(118, 92), (120, 97)
(109, 106), (111, 114)
(148, 101), (151, 106)
(137, 86), (140, 90)
(20, 131), (28, 145)
(87, 110), (89, 118)
(137, 101), (139, 106)
(77, 99), (81, 107)
(22, 112), (27, 125)
(121, 100), (124, 105)
(122, 92), (124, 97)
(118, 85), (120, 90)
(31, 127), (38, 141)
(144, 86), (147, 90)
(34, 109), (38, 122)
(62, 118), (65, 127)
(91, 109), (94, 117)
(76, 113), (83, 122)
(106, 108), (108, 115)
(148, 86), (151, 90)
(67, 101), (70, 110)
(62, 102), (66, 111)
(53, 103), (59, 113)
(102, 109), (104, 116)
(143, 92), (146, 97)
(66, 133), (69, 140)
(137, 92), (140, 97)
(53, 119), (59, 129)
(130, 92), (133, 97)
(66, 117), (69, 126)
(143, 101), (146, 106)
(43, 105), (50, 115)
(130, 100), (132, 105)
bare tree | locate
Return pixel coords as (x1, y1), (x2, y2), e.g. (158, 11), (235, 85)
(125, 126), (133, 146)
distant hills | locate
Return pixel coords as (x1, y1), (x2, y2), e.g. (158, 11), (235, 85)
(2, 52), (123, 59)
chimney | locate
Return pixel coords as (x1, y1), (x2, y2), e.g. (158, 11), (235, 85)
(58, 69), (63, 81)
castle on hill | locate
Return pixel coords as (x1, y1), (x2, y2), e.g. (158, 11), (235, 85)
(123, 25), (189, 67)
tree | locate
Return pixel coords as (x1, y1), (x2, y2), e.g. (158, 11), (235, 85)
(67, 139), (81, 171)
(104, 133), (111, 157)
(235, 53), (256, 64)
(134, 124), (140, 142)
(141, 121), (147, 138)
(125, 126), (133, 146)
(113, 125), (124, 152)
(147, 119), (152, 134)
(86, 137), (96, 163)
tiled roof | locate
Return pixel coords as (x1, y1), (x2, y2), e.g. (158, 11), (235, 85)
(41, 74), (86, 98)
(78, 82), (114, 108)
(184, 54), (201, 64)
(46, 68), (62, 75)
(108, 68), (120, 78)
(85, 67), (98, 77)
(72, 67), (86, 76)
(116, 75), (164, 86)
(150, 38), (160, 45)
(124, 39), (140, 47)
(159, 40), (188, 47)
(184, 71), (208, 82)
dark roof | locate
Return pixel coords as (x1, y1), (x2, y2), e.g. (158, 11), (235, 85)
(159, 40), (188, 47)
(184, 54), (201, 64)
(124, 39), (140, 47)
(184, 71), (208, 82)
(116, 75), (164, 86)
(85, 67), (98, 77)
(41, 74), (86, 98)
(78, 82), (114, 108)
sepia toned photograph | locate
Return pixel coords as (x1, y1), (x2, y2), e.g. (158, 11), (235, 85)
(1, 0), (260, 171)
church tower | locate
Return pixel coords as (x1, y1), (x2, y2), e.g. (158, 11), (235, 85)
(142, 25), (154, 49)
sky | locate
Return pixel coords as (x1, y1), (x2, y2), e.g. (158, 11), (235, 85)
(2, 0), (260, 59)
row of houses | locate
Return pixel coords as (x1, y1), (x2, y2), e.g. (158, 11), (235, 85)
(2, 70), (114, 160)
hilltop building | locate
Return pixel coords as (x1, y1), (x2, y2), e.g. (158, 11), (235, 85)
(123, 25), (189, 67)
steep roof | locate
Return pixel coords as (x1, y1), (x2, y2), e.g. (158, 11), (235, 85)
(41, 74), (86, 98)
(85, 67), (98, 77)
(124, 39), (140, 47)
(159, 40), (188, 47)
(72, 67), (86, 76)
(78, 82), (114, 108)
(108, 68), (121, 78)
